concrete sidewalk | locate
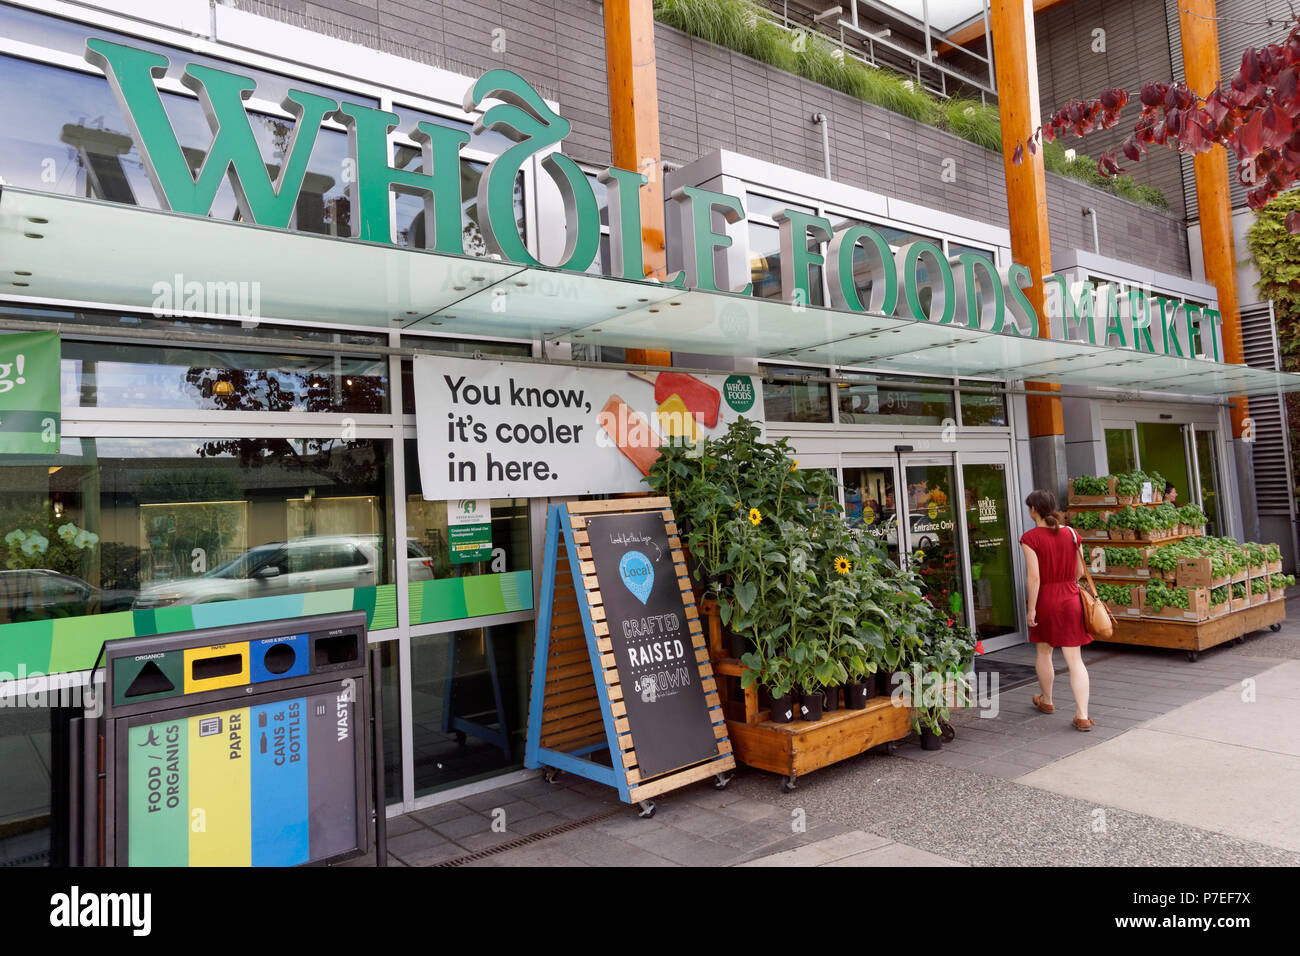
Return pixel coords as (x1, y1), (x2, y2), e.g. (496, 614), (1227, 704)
(365, 599), (1300, 867)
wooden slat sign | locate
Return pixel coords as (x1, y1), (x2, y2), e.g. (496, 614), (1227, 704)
(524, 498), (733, 810)
(584, 511), (719, 778)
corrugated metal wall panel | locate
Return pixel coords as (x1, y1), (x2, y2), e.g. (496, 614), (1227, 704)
(1241, 302), (1294, 516)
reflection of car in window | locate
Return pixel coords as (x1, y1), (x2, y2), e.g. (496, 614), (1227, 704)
(0, 569), (135, 620)
(133, 534), (383, 608)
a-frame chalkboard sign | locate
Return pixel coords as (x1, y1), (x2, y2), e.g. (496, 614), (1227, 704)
(525, 497), (734, 816)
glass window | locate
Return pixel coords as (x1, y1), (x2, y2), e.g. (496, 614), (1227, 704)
(1105, 427), (1138, 474)
(0, 4), (371, 106)
(749, 221), (823, 305)
(410, 619), (534, 796)
(1, 306), (387, 349)
(959, 384), (1007, 426)
(745, 193), (814, 221)
(392, 153), (524, 253)
(374, 640), (403, 806)
(60, 340), (389, 413)
(828, 217), (939, 314)
(837, 373), (955, 425)
(402, 439), (530, 589)
(0, 707), (54, 865)
(761, 364), (832, 423)
(391, 104), (515, 155)
(0, 436), (393, 626)
(0, 55), (354, 235)
(400, 340), (532, 414)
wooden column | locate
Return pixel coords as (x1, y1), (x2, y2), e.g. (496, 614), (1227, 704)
(605, 0), (670, 366)
(991, 0), (1065, 482)
(1179, 0), (1249, 437)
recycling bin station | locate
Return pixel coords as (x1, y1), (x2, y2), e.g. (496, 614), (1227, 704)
(72, 610), (379, 867)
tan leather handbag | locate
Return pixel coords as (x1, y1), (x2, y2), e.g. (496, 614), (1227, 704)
(1070, 527), (1114, 639)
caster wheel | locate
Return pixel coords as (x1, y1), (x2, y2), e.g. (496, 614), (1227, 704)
(714, 772), (733, 790)
(939, 719), (956, 743)
(882, 740), (899, 755)
(637, 800), (656, 818)
(1271, 623), (1282, 632)
(781, 776), (797, 793)
(454, 730), (466, 747)
(1187, 651), (1199, 662)
(1235, 636), (1245, 645)
(544, 768), (562, 784)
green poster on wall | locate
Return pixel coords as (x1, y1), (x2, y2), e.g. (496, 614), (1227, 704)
(0, 331), (60, 454)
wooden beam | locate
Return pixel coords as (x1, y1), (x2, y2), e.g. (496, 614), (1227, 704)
(605, 0), (670, 368)
(939, 0), (1075, 55)
(990, 0), (1061, 437)
(1179, 0), (1249, 437)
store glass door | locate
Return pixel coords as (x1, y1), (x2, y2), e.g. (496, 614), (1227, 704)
(842, 461), (901, 566)
(960, 460), (1019, 641)
(901, 459), (965, 620)
(1190, 427), (1223, 536)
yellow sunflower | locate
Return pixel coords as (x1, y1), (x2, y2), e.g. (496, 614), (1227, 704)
(791, 459), (799, 470)
(834, 556), (851, 575)
(748, 507), (762, 526)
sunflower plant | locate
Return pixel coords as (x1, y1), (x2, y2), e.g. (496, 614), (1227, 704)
(646, 419), (931, 704)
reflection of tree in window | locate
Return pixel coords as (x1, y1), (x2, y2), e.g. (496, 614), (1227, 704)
(183, 361), (387, 414)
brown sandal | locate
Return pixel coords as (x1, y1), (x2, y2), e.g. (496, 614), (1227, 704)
(1072, 716), (1097, 731)
(1032, 694), (1055, 714)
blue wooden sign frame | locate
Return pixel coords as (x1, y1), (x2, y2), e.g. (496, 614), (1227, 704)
(524, 498), (734, 814)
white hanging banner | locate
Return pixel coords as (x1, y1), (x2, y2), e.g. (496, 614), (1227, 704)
(413, 356), (765, 499)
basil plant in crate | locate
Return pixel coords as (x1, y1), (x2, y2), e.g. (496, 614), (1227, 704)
(906, 613), (977, 750)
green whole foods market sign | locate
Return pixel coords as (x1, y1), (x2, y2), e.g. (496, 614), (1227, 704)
(0, 331), (60, 454)
(82, 38), (1225, 364)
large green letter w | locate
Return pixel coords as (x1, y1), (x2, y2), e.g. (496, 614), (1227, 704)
(85, 38), (337, 227)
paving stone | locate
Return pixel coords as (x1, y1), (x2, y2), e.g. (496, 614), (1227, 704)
(431, 812), (493, 841)
(384, 813), (426, 837)
(409, 801), (476, 827)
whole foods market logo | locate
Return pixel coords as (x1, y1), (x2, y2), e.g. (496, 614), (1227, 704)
(722, 375), (755, 413)
(78, 37), (1225, 363)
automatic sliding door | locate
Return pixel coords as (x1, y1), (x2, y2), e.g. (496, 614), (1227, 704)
(961, 461), (1019, 640)
(842, 463), (901, 567)
(902, 461), (964, 620)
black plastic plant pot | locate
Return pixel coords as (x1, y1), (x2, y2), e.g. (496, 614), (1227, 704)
(845, 680), (870, 710)
(800, 689), (824, 722)
(919, 728), (943, 751)
(822, 684), (839, 712)
(877, 671), (901, 699)
(769, 692), (795, 724)
(727, 633), (745, 660)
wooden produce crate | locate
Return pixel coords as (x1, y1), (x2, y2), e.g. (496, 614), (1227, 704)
(1097, 551), (1151, 580)
(701, 601), (911, 791)
(1140, 586), (1210, 622)
(1176, 557), (1230, 590)
(1068, 477), (1118, 507)
(1104, 599), (1286, 660)
(1229, 594), (1251, 613)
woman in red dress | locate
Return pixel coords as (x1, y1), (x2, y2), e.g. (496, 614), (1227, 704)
(1019, 489), (1096, 731)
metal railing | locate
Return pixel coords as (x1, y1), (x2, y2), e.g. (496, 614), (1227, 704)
(768, 1), (998, 103)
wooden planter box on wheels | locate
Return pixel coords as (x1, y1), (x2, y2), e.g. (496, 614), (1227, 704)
(1102, 600), (1286, 661)
(701, 600), (912, 792)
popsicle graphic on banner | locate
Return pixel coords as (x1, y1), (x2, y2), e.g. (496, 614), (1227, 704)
(412, 356), (765, 499)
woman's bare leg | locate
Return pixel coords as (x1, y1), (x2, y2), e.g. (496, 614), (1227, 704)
(1061, 645), (1090, 720)
(1035, 642), (1055, 705)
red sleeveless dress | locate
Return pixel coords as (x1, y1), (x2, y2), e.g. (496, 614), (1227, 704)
(1019, 525), (1091, 647)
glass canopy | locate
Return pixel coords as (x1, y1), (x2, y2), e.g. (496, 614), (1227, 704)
(3, 186), (1299, 398)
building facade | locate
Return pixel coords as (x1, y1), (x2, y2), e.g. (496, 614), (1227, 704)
(0, 0), (1293, 865)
